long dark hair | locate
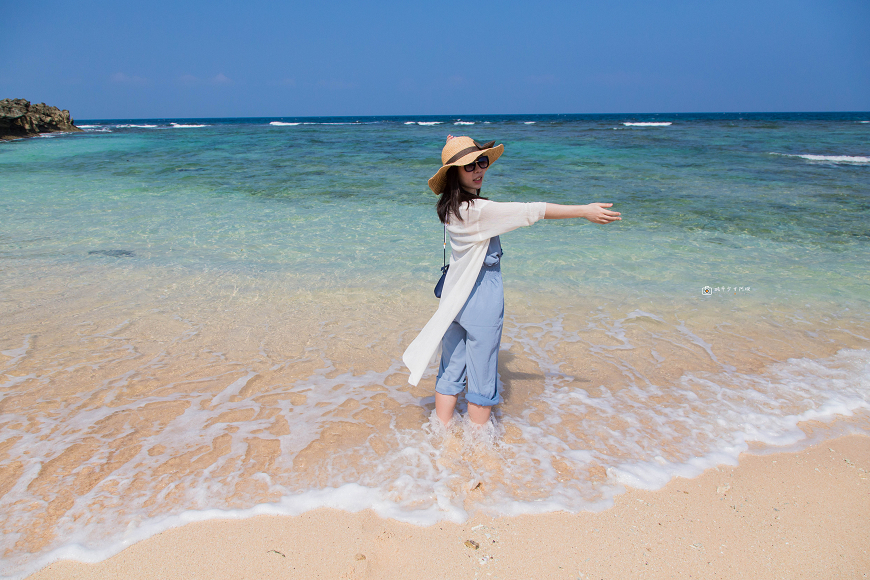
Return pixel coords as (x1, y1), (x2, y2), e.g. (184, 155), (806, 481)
(436, 166), (487, 224)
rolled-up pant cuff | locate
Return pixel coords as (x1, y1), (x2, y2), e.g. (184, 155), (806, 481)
(465, 389), (500, 407)
(435, 377), (465, 396)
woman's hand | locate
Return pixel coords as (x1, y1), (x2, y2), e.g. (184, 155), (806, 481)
(582, 203), (621, 224)
(544, 203), (621, 223)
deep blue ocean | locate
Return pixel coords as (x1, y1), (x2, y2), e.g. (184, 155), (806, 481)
(1, 113), (868, 579)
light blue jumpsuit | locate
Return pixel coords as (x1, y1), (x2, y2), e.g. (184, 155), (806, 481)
(435, 236), (504, 407)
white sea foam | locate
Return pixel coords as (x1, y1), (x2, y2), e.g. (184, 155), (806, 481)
(0, 335), (32, 367)
(77, 125), (99, 128)
(48, 343), (866, 559)
(772, 153), (870, 164)
(415, 122), (442, 126)
(454, 121), (474, 125)
(1, 300), (868, 580)
(114, 124), (158, 128)
(524, 121), (536, 124)
(3, 484), (419, 580)
(170, 123), (208, 128)
(269, 121), (300, 126)
(0, 373), (37, 390)
(623, 122), (672, 127)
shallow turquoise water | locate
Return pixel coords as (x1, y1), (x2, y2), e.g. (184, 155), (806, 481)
(2, 115), (868, 299)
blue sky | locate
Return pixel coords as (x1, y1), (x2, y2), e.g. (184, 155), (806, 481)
(2, 0), (868, 119)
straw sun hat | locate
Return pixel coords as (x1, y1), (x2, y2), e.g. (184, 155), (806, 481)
(428, 136), (504, 194)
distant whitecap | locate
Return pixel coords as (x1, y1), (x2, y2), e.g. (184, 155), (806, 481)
(115, 124), (158, 128)
(623, 122), (672, 127)
(416, 122), (441, 126)
(454, 121), (474, 125)
(270, 122), (300, 126)
(772, 153), (869, 164)
(170, 123), (208, 128)
(524, 121), (536, 125)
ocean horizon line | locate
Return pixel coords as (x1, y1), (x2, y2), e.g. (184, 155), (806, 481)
(76, 111), (870, 124)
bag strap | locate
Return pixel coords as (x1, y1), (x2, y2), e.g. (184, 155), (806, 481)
(442, 224), (447, 269)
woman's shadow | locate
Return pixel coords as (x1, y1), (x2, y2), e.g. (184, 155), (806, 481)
(498, 350), (593, 407)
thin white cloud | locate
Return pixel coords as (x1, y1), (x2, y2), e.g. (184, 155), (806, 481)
(267, 77), (296, 88)
(178, 74), (200, 86)
(594, 71), (642, 88)
(316, 79), (357, 90)
(177, 73), (232, 86)
(111, 72), (149, 86)
(527, 74), (558, 86)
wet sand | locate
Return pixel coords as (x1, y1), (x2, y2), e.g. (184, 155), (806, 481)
(28, 433), (869, 580)
(3, 266), (869, 578)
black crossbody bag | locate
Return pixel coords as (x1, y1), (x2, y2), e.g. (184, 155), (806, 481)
(434, 224), (448, 298)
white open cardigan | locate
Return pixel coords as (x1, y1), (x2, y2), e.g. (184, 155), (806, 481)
(403, 199), (548, 385)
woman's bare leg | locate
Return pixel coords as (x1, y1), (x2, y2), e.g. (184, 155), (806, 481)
(467, 402), (492, 425)
(435, 392), (459, 425)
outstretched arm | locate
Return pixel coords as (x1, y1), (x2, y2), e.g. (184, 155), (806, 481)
(544, 203), (621, 224)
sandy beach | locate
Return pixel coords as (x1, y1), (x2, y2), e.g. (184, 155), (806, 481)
(28, 432), (868, 580)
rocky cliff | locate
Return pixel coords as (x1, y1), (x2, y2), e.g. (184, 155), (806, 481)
(1, 98), (83, 140)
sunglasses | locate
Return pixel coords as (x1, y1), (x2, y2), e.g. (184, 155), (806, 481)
(463, 156), (490, 172)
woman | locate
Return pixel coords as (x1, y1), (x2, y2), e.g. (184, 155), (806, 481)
(403, 136), (621, 427)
